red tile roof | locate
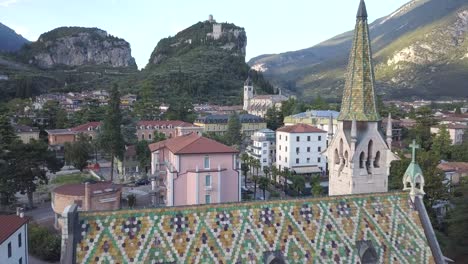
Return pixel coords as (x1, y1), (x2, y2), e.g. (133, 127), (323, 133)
(137, 120), (196, 128)
(277, 124), (326, 133)
(149, 133), (238, 155)
(71, 122), (101, 132)
(437, 162), (468, 173)
(53, 182), (122, 196)
(0, 215), (28, 244)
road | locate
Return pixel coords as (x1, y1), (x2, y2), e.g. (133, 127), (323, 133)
(24, 203), (54, 224)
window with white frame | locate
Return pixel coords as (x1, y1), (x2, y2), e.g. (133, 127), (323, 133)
(317, 157), (321, 163)
(307, 136), (311, 141)
(204, 156), (210, 169)
(205, 194), (211, 204)
(307, 147), (311, 152)
(318, 147), (321, 152)
(318, 136), (322, 141)
(296, 136), (300, 142)
(205, 175), (211, 187)
(307, 158), (310, 163)
(296, 158), (299, 164)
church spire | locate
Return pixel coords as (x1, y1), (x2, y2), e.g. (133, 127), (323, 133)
(356, 0), (368, 18)
(338, 0), (380, 122)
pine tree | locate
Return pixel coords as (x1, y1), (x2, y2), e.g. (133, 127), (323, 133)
(98, 85), (125, 182)
(431, 125), (452, 160)
(226, 112), (242, 146)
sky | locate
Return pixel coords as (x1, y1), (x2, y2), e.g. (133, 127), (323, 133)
(1, 0), (410, 68)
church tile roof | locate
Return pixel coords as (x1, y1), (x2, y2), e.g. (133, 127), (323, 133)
(74, 192), (435, 263)
(338, 0), (380, 122)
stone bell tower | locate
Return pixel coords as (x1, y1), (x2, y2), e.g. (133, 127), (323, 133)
(243, 73), (254, 111)
(325, 0), (397, 196)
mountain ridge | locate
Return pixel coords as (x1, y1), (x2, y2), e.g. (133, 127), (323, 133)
(249, 0), (468, 100)
(0, 22), (29, 52)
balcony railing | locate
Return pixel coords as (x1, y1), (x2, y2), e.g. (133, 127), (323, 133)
(205, 185), (213, 191)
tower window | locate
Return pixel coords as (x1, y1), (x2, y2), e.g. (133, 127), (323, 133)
(359, 152), (365, 169)
(334, 149), (340, 164)
(374, 151), (380, 168)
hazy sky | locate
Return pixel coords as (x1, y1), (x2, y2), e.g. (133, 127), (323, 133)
(1, 0), (409, 68)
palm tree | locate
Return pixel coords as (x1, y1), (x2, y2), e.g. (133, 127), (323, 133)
(291, 175), (306, 197)
(263, 166), (271, 180)
(271, 166), (278, 186)
(252, 159), (261, 199)
(283, 168), (290, 192)
(258, 177), (269, 200)
(240, 153), (250, 187)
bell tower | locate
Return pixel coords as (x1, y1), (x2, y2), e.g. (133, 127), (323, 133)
(325, 0), (397, 196)
(243, 74), (254, 111)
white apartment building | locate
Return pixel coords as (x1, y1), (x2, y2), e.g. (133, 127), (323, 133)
(247, 129), (276, 172)
(0, 214), (28, 264)
(276, 124), (327, 175)
(431, 124), (467, 145)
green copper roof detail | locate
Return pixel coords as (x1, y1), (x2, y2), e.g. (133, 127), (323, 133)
(338, 0), (380, 122)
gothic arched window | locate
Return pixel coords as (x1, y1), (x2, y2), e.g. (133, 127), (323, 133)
(359, 152), (365, 169)
(374, 151), (380, 168)
(344, 151), (349, 167)
(339, 138), (344, 156)
(334, 149), (340, 165)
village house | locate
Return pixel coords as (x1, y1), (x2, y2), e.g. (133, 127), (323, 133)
(431, 124), (467, 145)
(13, 124), (40, 143)
(136, 120), (202, 141)
(149, 133), (239, 206)
(246, 128), (276, 172)
(194, 114), (266, 136)
(0, 213), (29, 264)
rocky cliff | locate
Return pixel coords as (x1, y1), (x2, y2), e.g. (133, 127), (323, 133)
(142, 19), (273, 105)
(20, 27), (136, 69)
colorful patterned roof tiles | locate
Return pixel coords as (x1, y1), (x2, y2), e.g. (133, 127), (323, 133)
(74, 192), (435, 263)
(338, 0), (380, 122)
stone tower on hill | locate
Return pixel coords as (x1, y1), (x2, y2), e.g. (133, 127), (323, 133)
(325, 0), (397, 196)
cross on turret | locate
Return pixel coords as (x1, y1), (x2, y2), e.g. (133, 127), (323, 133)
(409, 140), (419, 163)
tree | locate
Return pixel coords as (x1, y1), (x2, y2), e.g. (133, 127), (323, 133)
(265, 107), (283, 130)
(263, 166), (271, 181)
(134, 81), (160, 120)
(121, 112), (137, 145)
(252, 159), (261, 199)
(240, 153), (250, 187)
(445, 181), (468, 258)
(225, 112), (242, 146)
(0, 115), (18, 148)
(127, 194), (136, 209)
(136, 140), (151, 174)
(311, 175), (322, 197)
(291, 175), (306, 197)
(282, 168), (291, 192)
(258, 177), (269, 200)
(64, 133), (92, 171)
(310, 95), (329, 110)
(271, 166), (279, 186)
(98, 85), (125, 182)
(10, 140), (61, 207)
(41, 100), (68, 129)
(152, 131), (167, 143)
(29, 224), (61, 261)
(431, 125), (452, 160)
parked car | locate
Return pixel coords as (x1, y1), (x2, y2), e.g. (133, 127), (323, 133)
(136, 178), (150, 186)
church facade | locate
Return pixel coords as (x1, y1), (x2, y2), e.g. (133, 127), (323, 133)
(325, 0), (397, 196)
(243, 76), (288, 117)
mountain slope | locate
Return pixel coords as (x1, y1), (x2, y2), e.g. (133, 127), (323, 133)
(0, 22), (29, 52)
(0, 27), (138, 101)
(249, 0), (468, 100)
(141, 19), (274, 105)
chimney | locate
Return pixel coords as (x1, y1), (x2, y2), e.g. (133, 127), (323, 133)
(84, 182), (91, 210)
(16, 207), (24, 218)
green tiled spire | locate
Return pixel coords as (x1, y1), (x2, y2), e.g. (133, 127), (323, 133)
(338, 0), (380, 122)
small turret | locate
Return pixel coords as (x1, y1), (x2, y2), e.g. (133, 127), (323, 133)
(327, 114), (334, 147)
(351, 119), (357, 152)
(386, 113), (393, 150)
(403, 140), (425, 202)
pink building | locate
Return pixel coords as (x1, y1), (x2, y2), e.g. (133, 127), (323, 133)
(149, 133), (240, 206)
